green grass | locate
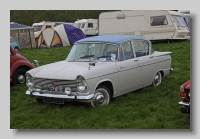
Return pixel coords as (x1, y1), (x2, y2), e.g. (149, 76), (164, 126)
(10, 40), (190, 129)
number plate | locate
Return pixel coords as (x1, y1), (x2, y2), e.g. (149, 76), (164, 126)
(43, 97), (64, 104)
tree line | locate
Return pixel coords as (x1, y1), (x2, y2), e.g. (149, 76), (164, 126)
(10, 10), (117, 26)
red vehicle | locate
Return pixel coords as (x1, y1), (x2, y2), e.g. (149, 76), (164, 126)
(179, 80), (190, 114)
(10, 46), (35, 85)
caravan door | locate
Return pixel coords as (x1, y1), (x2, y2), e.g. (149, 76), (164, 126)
(84, 22), (98, 36)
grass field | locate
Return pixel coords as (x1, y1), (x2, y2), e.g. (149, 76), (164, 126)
(10, 40), (190, 129)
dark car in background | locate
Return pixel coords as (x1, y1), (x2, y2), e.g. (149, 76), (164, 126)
(179, 80), (190, 114)
(10, 46), (34, 85)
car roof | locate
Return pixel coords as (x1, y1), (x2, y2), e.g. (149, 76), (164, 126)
(75, 35), (148, 46)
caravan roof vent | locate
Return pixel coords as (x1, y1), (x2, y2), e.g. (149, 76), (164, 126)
(117, 14), (126, 19)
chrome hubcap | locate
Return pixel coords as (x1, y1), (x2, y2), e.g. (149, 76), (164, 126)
(154, 73), (160, 86)
(93, 92), (105, 105)
(18, 75), (25, 83)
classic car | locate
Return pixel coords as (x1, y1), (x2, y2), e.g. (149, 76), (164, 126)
(179, 80), (190, 114)
(10, 46), (35, 85)
(25, 35), (172, 107)
(10, 37), (20, 52)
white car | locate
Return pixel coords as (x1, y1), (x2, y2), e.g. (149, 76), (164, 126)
(25, 35), (172, 107)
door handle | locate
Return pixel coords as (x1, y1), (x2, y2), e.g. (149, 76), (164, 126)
(120, 67), (125, 69)
(149, 56), (154, 58)
(134, 59), (139, 62)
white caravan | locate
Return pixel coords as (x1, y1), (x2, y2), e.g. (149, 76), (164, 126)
(99, 10), (190, 40)
(32, 21), (73, 38)
(74, 19), (98, 36)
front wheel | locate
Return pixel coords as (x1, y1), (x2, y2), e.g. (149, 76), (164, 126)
(14, 68), (27, 85)
(152, 71), (162, 86)
(14, 46), (19, 53)
(90, 85), (110, 107)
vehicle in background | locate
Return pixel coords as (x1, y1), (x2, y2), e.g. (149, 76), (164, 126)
(179, 80), (190, 114)
(10, 46), (35, 85)
(99, 10), (190, 41)
(32, 21), (73, 39)
(10, 37), (20, 52)
(74, 19), (98, 36)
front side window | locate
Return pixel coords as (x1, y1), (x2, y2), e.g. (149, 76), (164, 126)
(88, 23), (93, 28)
(150, 16), (168, 26)
(133, 41), (149, 57)
(120, 41), (133, 60)
(67, 43), (118, 62)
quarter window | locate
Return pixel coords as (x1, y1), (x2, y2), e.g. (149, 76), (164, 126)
(133, 41), (149, 57)
(150, 16), (168, 26)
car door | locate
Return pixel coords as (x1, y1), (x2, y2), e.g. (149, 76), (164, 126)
(115, 41), (141, 95)
(132, 40), (156, 85)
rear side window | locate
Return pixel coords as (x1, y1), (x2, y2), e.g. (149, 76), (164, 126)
(133, 41), (149, 57)
(150, 16), (168, 26)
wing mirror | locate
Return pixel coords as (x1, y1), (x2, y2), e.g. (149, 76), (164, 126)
(33, 60), (39, 67)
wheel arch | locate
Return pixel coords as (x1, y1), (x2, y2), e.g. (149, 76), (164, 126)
(95, 80), (114, 98)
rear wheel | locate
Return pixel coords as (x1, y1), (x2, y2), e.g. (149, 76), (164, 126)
(152, 71), (162, 86)
(90, 85), (111, 107)
(14, 68), (27, 85)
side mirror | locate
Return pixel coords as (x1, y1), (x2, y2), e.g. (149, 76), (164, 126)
(33, 60), (39, 67)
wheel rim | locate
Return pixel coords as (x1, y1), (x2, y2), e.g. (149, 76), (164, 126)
(91, 88), (109, 106)
(17, 74), (25, 84)
(15, 48), (18, 53)
(153, 72), (161, 86)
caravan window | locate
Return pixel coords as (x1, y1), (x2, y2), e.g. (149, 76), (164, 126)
(88, 23), (93, 28)
(33, 25), (42, 32)
(74, 23), (81, 28)
(150, 16), (168, 26)
(172, 15), (187, 27)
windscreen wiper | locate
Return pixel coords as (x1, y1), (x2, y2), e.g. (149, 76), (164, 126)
(80, 55), (95, 59)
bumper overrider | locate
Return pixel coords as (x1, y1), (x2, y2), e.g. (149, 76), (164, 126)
(179, 101), (190, 114)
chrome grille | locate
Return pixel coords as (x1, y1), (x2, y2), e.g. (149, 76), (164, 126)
(33, 78), (77, 92)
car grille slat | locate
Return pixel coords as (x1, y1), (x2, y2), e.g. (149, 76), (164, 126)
(33, 78), (78, 92)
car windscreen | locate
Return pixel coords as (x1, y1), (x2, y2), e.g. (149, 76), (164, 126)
(66, 43), (118, 62)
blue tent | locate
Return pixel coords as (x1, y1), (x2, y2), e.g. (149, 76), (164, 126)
(37, 24), (87, 48)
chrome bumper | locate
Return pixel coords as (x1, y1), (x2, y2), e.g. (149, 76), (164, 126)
(26, 90), (94, 102)
(179, 101), (190, 106)
(179, 101), (190, 114)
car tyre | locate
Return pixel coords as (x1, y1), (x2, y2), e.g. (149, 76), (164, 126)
(14, 68), (27, 85)
(91, 85), (110, 107)
(14, 46), (19, 53)
(152, 71), (162, 86)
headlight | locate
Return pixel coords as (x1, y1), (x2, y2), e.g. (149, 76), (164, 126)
(26, 78), (34, 89)
(180, 85), (184, 92)
(77, 76), (87, 92)
(25, 72), (32, 80)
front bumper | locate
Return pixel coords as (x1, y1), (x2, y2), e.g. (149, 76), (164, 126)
(179, 101), (190, 114)
(26, 90), (94, 103)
